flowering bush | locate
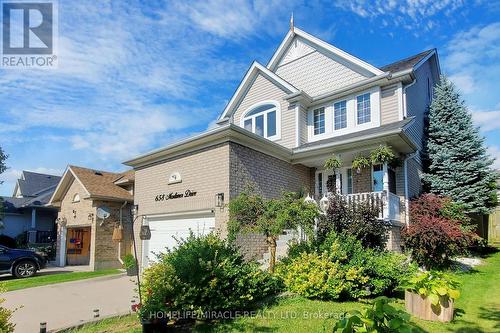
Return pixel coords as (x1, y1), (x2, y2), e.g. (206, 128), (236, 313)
(402, 194), (476, 268)
(139, 233), (279, 322)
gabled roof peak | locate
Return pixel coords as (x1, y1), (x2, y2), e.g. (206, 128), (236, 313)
(267, 27), (384, 76)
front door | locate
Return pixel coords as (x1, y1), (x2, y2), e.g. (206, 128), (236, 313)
(66, 227), (91, 266)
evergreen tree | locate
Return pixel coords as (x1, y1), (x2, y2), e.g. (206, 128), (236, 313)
(423, 76), (496, 214)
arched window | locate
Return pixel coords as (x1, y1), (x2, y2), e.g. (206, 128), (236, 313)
(72, 193), (80, 203)
(241, 101), (280, 140)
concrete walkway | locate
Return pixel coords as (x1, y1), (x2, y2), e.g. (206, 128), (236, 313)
(2, 273), (138, 332)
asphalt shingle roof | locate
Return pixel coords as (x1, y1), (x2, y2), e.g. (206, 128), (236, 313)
(69, 166), (133, 201)
(17, 171), (61, 197)
(379, 49), (434, 73)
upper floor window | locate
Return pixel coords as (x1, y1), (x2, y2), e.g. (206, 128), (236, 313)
(313, 107), (325, 135)
(242, 102), (279, 140)
(356, 93), (371, 124)
(334, 100), (347, 130)
(72, 193), (80, 203)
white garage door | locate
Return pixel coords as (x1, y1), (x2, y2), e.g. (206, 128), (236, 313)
(143, 215), (215, 267)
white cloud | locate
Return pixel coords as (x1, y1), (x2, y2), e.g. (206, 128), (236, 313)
(333, 0), (468, 32)
(471, 109), (500, 132)
(488, 146), (500, 170)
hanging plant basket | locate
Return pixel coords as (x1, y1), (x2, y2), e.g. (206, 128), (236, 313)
(370, 145), (396, 164)
(324, 155), (342, 171)
(351, 156), (371, 174)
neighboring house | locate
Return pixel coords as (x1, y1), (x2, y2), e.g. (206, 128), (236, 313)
(0, 171), (61, 244)
(48, 166), (134, 270)
(487, 171), (500, 245)
(124, 26), (440, 269)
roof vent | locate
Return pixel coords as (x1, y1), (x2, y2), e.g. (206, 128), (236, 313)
(94, 171), (103, 176)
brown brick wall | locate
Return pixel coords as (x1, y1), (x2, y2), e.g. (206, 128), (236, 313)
(229, 142), (313, 199)
(352, 167), (372, 193)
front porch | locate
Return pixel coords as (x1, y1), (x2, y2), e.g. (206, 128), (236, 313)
(304, 148), (408, 225)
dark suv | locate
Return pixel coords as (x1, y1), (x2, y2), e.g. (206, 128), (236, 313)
(0, 245), (47, 278)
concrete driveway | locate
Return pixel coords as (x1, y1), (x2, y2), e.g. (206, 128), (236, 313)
(2, 273), (138, 332)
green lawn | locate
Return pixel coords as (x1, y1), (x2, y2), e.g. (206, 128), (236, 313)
(67, 250), (500, 333)
(1, 269), (122, 291)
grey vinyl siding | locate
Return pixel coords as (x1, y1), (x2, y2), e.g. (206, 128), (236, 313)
(380, 84), (400, 125)
(231, 74), (295, 148)
(275, 40), (367, 97)
(407, 157), (423, 199)
(299, 104), (308, 146)
(404, 54), (440, 150)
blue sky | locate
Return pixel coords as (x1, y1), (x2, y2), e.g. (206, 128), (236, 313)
(1, 0), (500, 195)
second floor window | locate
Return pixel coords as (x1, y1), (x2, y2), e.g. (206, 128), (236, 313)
(356, 93), (371, 124)
(242, 103), (278, 140)
(313, 107), (325, 135)
(334, 100), (347, 130)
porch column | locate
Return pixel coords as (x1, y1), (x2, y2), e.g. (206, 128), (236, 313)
(58, 225), (67, 267)
(382, 162), (389, 220)
(335, 170), (341, 194)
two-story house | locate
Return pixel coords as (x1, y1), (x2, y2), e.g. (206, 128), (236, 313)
(124, 26), (440, 268)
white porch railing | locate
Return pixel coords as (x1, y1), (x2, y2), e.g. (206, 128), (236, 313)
(343, 191), (400, 222)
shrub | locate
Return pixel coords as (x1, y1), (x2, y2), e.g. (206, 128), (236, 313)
(139, 233), (278, 321)
(333, 296), (423, 333)
(276, 252), (347, 300)
(279, 232), (415, 300)
(403, 193), (476, 268)
(322, 194), (390, 249)
(402, 270), (460, 307)
(0, 285), (15, 333)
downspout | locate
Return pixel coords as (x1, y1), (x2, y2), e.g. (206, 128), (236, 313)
(118, 201), (127, 265)
(402, 76), (417, 118)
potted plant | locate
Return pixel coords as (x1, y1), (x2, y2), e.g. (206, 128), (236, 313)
(123, 254), (138, 276)
(401, 270), (460, 322)
(351, 155), (371, 174)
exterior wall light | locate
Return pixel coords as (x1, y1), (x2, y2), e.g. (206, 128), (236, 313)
(215, 193), (225, 208)
(139, 225), (151, 240)
(131, 204), (138, 216)
(72, 210), (77, 218)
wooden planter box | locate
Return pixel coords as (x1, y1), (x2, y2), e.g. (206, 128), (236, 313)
(405, 290), (454, 322)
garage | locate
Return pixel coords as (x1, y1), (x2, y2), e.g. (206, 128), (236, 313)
(142, 214), (215, 267)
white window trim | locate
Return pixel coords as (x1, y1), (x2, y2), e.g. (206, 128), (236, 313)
(240, 100), (281, 141)
(315, 167), (353, 197)
(307, 87), (381, 142)
(313, 107), (326, 135)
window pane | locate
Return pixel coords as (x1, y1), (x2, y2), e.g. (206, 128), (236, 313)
(255, 115), (264, 136)
(246, 104), (275, 117)
(267, 111), (276, 137)
(334, 100), (347, 130)
(357, 93), (371, 124)
(313, 107), (325, 135)
(244, 119), (252, 132)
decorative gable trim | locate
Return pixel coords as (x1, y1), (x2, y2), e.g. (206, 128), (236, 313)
(267, 27), (384, 77)
(48, 166), (91, 206)
(218, 62), (299, 121)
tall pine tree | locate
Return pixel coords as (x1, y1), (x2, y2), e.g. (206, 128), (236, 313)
(423, 76), (496, 214)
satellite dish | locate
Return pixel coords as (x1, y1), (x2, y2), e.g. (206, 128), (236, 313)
(96, 206), (111, 220)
